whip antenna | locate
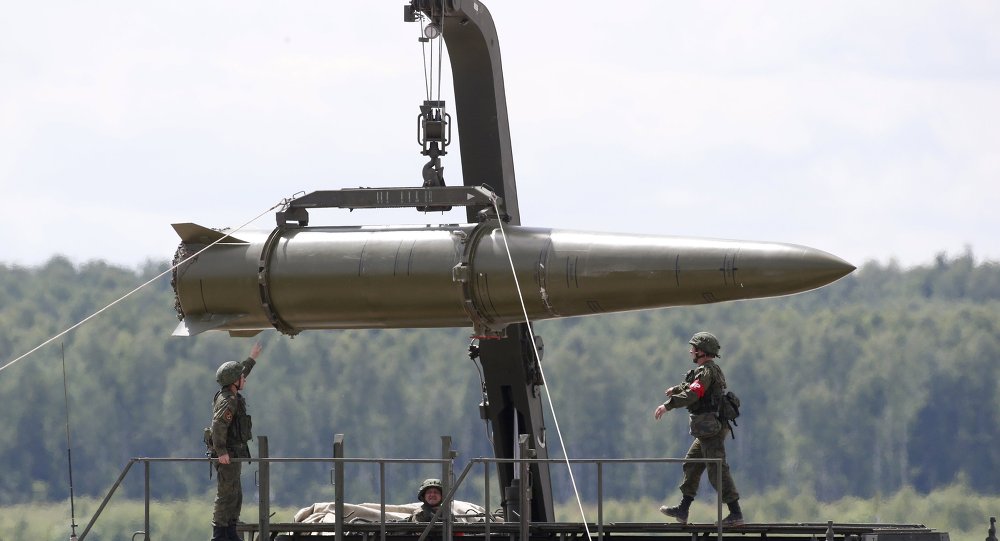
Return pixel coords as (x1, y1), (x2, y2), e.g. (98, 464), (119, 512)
(61, 343), (79, 541)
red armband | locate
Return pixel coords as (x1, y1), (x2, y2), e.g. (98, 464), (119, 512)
(689, 379), (706, 398)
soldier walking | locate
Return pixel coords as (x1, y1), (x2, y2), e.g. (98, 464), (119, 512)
(653, 332), (744, 527)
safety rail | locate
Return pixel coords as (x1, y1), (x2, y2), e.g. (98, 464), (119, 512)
(77, 433), (726, 541)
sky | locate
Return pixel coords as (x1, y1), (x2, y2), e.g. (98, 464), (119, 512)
(2, 1), (999, 270)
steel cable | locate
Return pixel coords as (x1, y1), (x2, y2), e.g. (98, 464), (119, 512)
(0, 200), (287, 376)
(490, 197), (594, 541)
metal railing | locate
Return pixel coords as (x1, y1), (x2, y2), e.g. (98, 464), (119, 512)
(79, 434), (725, 541)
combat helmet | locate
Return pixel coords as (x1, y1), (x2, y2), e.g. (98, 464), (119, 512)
(417, 478), (443, 503)
(216, 361), (243, 387)
(688, 332), (721, 357)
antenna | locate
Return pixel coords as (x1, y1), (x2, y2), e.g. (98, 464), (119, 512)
(61, 343), (79, 541)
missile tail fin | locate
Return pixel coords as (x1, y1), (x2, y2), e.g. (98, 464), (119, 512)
(172, 223), (249, 244)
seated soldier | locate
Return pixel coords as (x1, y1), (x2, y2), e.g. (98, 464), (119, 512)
(410, 478), (444, 522)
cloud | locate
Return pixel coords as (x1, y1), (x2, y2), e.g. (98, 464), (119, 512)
(1, 1), (998, 269)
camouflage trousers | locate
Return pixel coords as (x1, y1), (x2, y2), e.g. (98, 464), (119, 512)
(213, 462), (243, 526)
(679, 427), (740, 503)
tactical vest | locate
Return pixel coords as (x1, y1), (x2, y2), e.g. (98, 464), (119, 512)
(215, 391), (253, 458)
(685, 363), (726, 415)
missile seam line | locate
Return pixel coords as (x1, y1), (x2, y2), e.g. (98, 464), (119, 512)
(257, 226), (296, 335)
(457, 224), (486, 333)
(540, 242), (559, 316)
(392, 241), (402, 277)
(358, 238), (369, 277)
(475, 227), (500, 326)
(472, 275), (490, 320)
(407, 240), (416, 276)
(674, 255), (680, 287)
(733, 251), (740, 286)
(485, 274), (501, 321)
(537, 244), (559, 318)
(198, 280), (208, 312)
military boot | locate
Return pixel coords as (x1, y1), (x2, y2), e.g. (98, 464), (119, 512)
(720, 500), (745, 527)
(210, 524), (227, 541)
(658, 495), (693, 524)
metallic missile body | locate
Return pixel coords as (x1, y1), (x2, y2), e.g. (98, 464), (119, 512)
(170, 221), (854, 337)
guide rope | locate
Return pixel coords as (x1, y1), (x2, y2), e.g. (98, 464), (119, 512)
(490, 197), (594, 541)
(0, 200), (287, 376)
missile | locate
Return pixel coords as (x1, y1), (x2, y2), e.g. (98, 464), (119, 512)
(169, 220), (854, 337)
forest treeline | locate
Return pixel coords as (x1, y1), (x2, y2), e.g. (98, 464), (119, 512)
(0, 251), (998, 509)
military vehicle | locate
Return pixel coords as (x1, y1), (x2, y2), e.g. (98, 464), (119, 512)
(77, 1), (954, 540)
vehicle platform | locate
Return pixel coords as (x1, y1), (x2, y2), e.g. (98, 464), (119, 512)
(237, 519), (949, 540)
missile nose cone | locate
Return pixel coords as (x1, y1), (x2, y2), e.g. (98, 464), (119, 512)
(744, 243), (855, 296)
(805, 248), (856, 285)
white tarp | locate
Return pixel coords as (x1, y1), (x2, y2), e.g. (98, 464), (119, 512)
(294, 500), (495, 524)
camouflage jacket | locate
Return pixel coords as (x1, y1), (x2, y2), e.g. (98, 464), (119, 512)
(409, 503), (442, 522)
(210, 357), (256, 458)
(662, 359), (727, 414)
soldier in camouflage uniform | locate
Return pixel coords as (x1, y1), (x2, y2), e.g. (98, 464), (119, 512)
(653, 332), (744, 527)
(409, 478), (445, 522)
(209, 342), (263, 541)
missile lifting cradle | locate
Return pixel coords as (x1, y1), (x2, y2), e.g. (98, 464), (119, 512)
(170, 0), (857, 528)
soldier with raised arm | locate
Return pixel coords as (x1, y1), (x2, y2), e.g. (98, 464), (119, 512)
(209, 342), (263, 541)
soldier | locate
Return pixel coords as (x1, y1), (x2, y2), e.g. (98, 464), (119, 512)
(209, 342), (263, 541)
(653, 332), (744, 527)
(409, 478), (445, 522)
